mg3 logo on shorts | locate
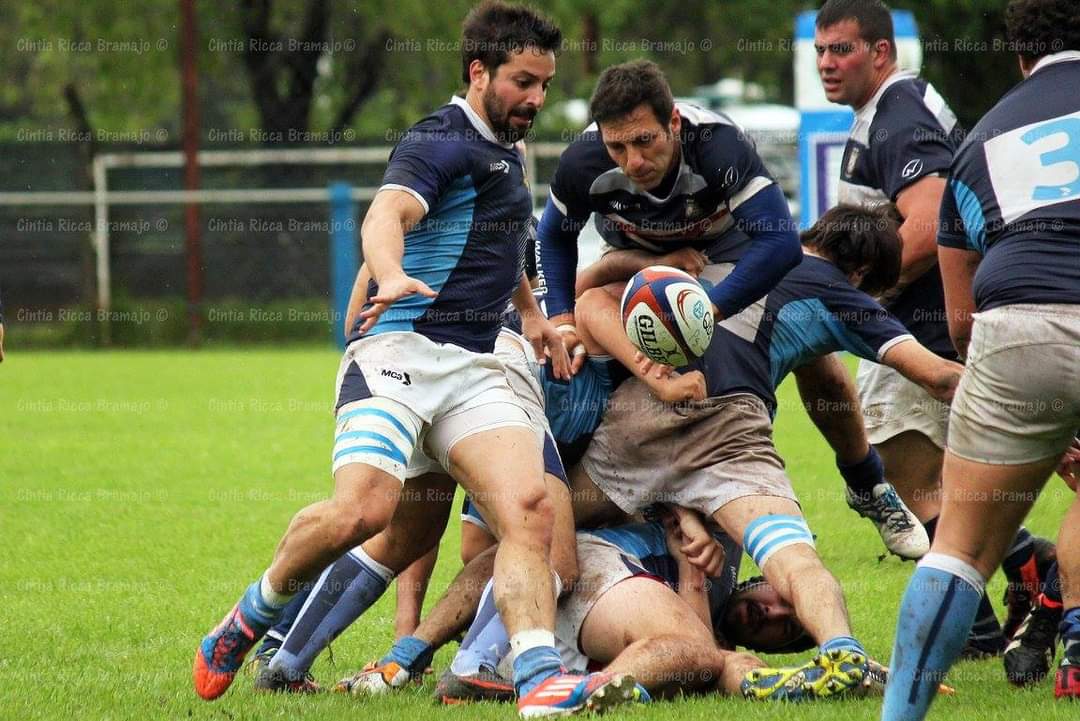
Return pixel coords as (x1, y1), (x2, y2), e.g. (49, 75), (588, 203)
(381, 368), (412, 385)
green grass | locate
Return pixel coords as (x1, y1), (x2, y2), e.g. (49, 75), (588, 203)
(2, 349), (1075, 720)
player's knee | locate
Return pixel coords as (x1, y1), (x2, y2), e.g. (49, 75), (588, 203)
(501, 485), (555, 546)
(329, 496), (395, 552)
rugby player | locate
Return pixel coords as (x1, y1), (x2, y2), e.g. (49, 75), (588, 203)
(814, 0), (1053, 654)
(191, 5), (646, 716)
(881, 1), (1080, 715)
(539, 58), (929, 559)
(569, 203), (965, 699)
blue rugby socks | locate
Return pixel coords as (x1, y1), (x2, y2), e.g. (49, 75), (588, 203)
(258, 581), (314, 655)
(923, 517), (1003, 650)
(838, 446), (884, 497)
(269, 546), (394, 680)
(238, 573), (294, 634)
(883, 553), (985, 721)
(451, 577), (511, 676)
(511, 630), (563, 697)
(381, 635), (435, 674)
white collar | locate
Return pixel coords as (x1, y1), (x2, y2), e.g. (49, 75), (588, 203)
(1031, 50), (1080, 75)
(855, 69), (916, 119)
(449, 95), (515, 149)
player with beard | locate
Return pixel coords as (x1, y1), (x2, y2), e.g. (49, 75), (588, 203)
(192, 4), (643, 716)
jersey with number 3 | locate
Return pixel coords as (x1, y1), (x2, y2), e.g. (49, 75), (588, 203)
(938, 53), (1080, 311)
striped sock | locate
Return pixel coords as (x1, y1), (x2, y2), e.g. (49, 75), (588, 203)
(270, 547), (393, 680)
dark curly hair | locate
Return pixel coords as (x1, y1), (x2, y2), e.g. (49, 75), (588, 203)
(800, 203), (902, 297)
(460, 1), (562, 85)
(1005, 0), (1080, 59)
(589, 59), (675, 127)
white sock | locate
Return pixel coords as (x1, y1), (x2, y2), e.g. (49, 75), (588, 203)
(509, 629), (556, 662)
(260, 572), (294, 609)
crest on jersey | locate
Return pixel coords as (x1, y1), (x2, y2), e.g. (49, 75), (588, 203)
(844, 146), (860, 178)
(489, 159), (510, 175)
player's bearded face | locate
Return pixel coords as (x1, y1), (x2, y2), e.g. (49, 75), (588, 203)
(483, 82), (538, 143)
(482, 49), (555, 143)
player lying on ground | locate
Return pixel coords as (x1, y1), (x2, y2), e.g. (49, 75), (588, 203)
(568, 202), (967, 699)
(537, 57), (929, 560)
(882, 1), (1080, 716)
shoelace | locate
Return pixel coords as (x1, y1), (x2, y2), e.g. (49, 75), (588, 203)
(1019, 605), (1061, 649)
(864, 488), (916, 532)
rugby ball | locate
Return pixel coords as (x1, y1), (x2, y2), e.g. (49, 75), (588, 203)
(620, 265), (714, 367)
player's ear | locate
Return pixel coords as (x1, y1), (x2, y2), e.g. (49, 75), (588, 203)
(872, 39), (892, 67)
(669, 107), (681, 137)
(468, 59), (490, 90)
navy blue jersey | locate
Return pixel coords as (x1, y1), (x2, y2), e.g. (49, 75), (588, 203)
(838, 72), (963, 359)
(584, 521), (741, 623)
(551, 103), (773, 257)
(691, 256), (912, 413)
(938, 53), (1080, 311)
(539, 103), (800, 319)
(352, 96), (533, 353)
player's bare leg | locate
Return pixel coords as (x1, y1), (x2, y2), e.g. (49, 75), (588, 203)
(875, 430), (942, 522)
(714, 496), (852, 645)
(462, 521), (497, 565)
(395, 547), (440, 639)
(193, 462), (402, 700)
(884, 451), (1062, 718)
(714, 495), (868, 699)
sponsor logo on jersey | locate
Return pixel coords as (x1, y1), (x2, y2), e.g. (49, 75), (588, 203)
(489, 159), (510, 175)
(381, 368), (412, 385)
(901, 158), (924, 179)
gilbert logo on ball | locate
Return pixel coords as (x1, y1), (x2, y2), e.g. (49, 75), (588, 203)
(620, 265), (715, 367)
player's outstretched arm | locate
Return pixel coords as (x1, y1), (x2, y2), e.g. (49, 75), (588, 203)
(881, 339), (964, 404)
(357, 190), (436, 333)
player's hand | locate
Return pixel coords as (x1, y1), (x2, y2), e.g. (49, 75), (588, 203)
(666, 506), (724, 576)
(644, 368), (706, 404)
(633, 351), (674, 380)
(659, 247), (708, 277)
(555, 322), (587, 376)
(357, 272), (436, 334)
(1058, 437), (1080, 492)
(522, 312), (571, 381)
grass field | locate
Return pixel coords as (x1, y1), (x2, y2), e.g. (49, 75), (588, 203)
(3, 349), (1075, 720)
